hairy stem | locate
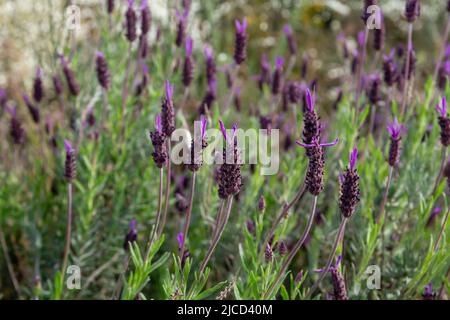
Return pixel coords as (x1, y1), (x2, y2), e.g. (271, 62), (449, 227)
(199, 196), (233, 275)
(306, 217), (348, 299)
(180, 172), (196, 262)
(158, 141), (172, 238)
(262, 183), (306, 254)
(400, 23), (413, 118)
(263, 195), (317, 299)
(61, 182), (73, 278)
(211, 200), (226, 241)
(432, 147), (448, 196)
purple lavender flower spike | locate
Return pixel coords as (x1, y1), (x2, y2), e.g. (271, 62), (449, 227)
(436, 96), (447, 118)
(305, 88), (315, 112)
(235, 17), (247, 33)
(204, 46), (213, 61)
(234, 17), (248, 64)
(283, 24), (292, 36)
(123, 218), (138, 250)
(350, 147), (358, 171)
(219, 119), (227, 141)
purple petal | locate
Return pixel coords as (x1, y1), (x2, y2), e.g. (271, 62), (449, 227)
(64, 139), (73, 153)
(350, 148), (358, 171)
(201, 115), (207, 138)
(155, 114), (162, 132)
(275, 56), (284, 69)
(128, 0), (134, 7)
(305, 88), (315, 112)
(219, 119), (227, 141)
(283, 24), (292, 36)
(165, 80), (174, 100)
(177, 232), (184, 249)
(129, 218), (137, 231)
(204, 46), (213, 60)
(140, 0), (148, 9)
(185, 37), (193, 56)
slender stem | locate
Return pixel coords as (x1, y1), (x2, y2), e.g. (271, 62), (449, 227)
(180, 172), (196, 262)
(376, 166), (394, 224)
(211, 200), (226, 241)
(101, 88), (109, 126)
(112, 254), (130, 300)
(284, 55), (296, 80)
(432, 147), (448, 195)
(0, 226), (20, 297)
(262, 183), (306, 253)
(433, 15), (450, 83)
(433, 206), (449, 252)
(146, 168), (164, 260)
(223, 65), (240, 111)
(158, 140), (172, 238)
(400, 23), (413, 118)
(199, 196), (233, 275)
(263, 195), (318, 299)
(306, 217), (348, 299)
(120, 44), (133, 136)
(61, 182), (73, 278)
(368, 103), (376, 136)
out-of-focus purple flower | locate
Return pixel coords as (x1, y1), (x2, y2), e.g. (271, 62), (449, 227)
(33, 67), (44, 103)
(246, 219), (256, 237)
(436, 96), (447, 118)
(438, 60), (450, 91)
(258, 54), (271, 90)
(204, 45), (216, 83)
(52, 74), (64, 96)
(125, 0), (137, 42)
(106, 0), (114, 14)
(175, 9), (188, 47)
(386, 118), (403, 141)
(234, 17), (248, 65)
(258, 195), (266, 212)
(182, 37), (194, 87)
(405, 0), (421, 23)
(123, 218), (138, 251)
(22, 94), (40, 123)
(422, 283), (435, 300)
(366, 73), (382, 105)
(437, 97), (450, 147)
(271, 56), (284, 95)
(7, 105), (26, 145)
(373, 10), (385, 51)
(95, 51), (110, 90)
(60, 55), (80, 96)
(265, 243), (273, 262)
(161, 80), (175, 137)
(301, 53), (309, 78)
(383, 49), (398, 87)
(150, 114), (168, 168)
(140, 0), (151, 35)
(402, 48), (416, 80)
(283, 24), (297, 55)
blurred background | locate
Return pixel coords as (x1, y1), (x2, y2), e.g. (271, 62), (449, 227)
(0, 0), (447, 114)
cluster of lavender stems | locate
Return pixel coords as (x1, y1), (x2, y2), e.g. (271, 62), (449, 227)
(263, 88), (339, 299)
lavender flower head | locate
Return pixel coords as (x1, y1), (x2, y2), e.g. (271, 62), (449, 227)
(182, 37), (194, 87)
(265, 243), (273, 263)
(436, 97), (450, 147)
(422, 283), (435, 300)
(405, 0), (421, 23)
(64, 139), (76, 181)
(123, 218), (138, 250)
(258, 54), (271, 90)
(125, 0), (137, 42)
(271, 56), (284, 95)
(161, 80), (175, 137)
(107, 0), (114, 14)
(22, 94), (40, 123)
(140, 0), (151, 35)
(302, 88), (320, 156)
(383, 49), (398, 87)
(33, 67), (44, 103)
(95, 51), (110, 90)
(204, 45), (216, 83)
(387, 118), (403, 166)
(296, 137), (339, 196)
(60, 55), (80, 96)
(283, 24), (297, 55)
(339, 148), (360, 218)
(7, 105), (26, 145)
(52, 74), (64, 96)
(217, 120), (242, 199)
(175, 9), (188, 47)
(367, 73), (382, 105)
(188, 115), (208, 172)
(234, 17), (248, 65)
(258, 195), (266, 212)
(150, 114), (168, 168)
(373, 10), (385, 51)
